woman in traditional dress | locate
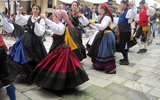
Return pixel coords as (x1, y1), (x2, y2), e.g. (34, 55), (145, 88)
(8, 4), (47, 76)
(65, 1), (89, 61)
(87, 3), (116, 74)
(28, 9), (89, 91)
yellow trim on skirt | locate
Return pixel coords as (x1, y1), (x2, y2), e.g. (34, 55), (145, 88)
(65, 26), (78, 50)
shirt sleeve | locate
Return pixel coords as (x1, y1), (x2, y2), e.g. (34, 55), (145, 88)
(147, 7), (155, 16)
(46, 29), (53, 35)
(92, 13), (98, 22)
(34, 18), (45, 36)
(3, 18), (14, 33)
(126, 5), (137, 19)
(78, 16), (89, 26)
(94, 16), (111, 30)
(45, 18), (65, 35)
(15, 14), (30, 26)
(113, 17), (119, 24)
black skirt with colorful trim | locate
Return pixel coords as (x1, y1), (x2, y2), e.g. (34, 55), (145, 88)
(28, 45), (89, 90)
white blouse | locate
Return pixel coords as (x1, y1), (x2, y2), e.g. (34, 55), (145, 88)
(92, 13), (111, 31)
(15, 14), (45, 36)
(78, 16), (89, 26)
(45, 18), (65, 35)
(2, 18), (14, 33)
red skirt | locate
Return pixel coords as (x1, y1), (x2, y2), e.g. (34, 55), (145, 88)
(29, 46), (89, 90)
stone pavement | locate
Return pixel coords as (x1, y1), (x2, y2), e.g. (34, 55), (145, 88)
(1, 29), (160, 100)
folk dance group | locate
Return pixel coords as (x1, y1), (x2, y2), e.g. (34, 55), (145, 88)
(0, 0), (156, 99)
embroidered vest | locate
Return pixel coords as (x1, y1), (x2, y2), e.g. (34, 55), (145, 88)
(139, 8), (149, 26)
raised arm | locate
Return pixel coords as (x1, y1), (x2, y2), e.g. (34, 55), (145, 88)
(15, 7), (30, 26)
(126, 5), (137, 19)
(45, 18), (65, 35)
(78, 15), (89, 26)
(147, 7), (155, 16)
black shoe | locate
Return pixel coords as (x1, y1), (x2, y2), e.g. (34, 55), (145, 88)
(120, 59), (129, 65)
(119, 59), (125, 62)
(141, 49), (147, 53)
(105, 70), (116, 74)
(137, 49), (142, 54)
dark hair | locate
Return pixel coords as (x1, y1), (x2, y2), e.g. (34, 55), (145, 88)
(47, 12), (53, 18)
(11, 14), (15, 17)
(32, 3), (41, 15)
(71, 1), (78, 6)
(53, 6), (57, 9)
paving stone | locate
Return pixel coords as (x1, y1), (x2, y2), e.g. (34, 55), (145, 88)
(82, 64), (93, 70)
(83, 85), (113, 99)
(118, 65), (137, 73)
(136, 58), (159, 67)
(87, 75), (112, 87)
(149, 88), (160, 98)
(0, 90), (30, 100)
(86, 69), (113, 79)
(14, 78), (37, 92)
(107, 93), (132, 100)
(133, 65), (156, 72)
(116, 69), (141, 81)
(16, 90), (31, 100)
(143, 93), (158, 100)
(23, 87), (61, 100)
(123, 89), (151, 100)
(122, 80), (153, 93)
(136, 70), (160, 80)
(104, 83), (130, 95)
(108, 75), (127, 84)
(61, 89), (97, 100)
(74, 82), (92, 91)
(137, 77), (160, 88)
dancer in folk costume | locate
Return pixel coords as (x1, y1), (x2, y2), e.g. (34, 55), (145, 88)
(87, 3), (116, 74)
(65, 1), (89, 61)
(8, 4), (47, 76)
(135, 0), (155, 53)
(117, 0), (137, 65)
(0, 12), (16, 100)
(28, 9), (89, 91)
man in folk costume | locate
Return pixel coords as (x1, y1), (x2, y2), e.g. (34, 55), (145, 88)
(0, 12), (16, 100)
(118, 0), (137, 65)
(135, 0), (155, 53)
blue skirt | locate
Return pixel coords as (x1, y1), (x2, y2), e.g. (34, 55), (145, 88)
(8, 35), (27, 64)
(92, 32), (116, 71)
(96, 32), (116, 59)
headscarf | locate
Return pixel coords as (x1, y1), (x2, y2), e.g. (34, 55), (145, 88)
(100, 3), (114, 22)
(53, 9), (74, 28)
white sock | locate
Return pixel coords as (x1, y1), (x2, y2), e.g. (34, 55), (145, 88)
(144, 42), (147, 49)
(136, 38), (142, 49)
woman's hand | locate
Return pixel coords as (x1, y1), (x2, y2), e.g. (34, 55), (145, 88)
(18, 7), (23, 15)
(128, 2), (133, 7)
(34, 17), (38, 23)
(40, 14), (46, 20)
(89, 24), (93, 28)
(89, 19), (95, 25)
(78, 13), (82, 18)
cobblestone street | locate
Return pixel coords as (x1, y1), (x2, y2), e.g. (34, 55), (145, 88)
(1, 29), (160, 100)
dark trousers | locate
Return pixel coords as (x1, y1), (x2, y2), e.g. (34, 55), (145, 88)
(0, 45), (13, 86)
(119, 32), (131, 60)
